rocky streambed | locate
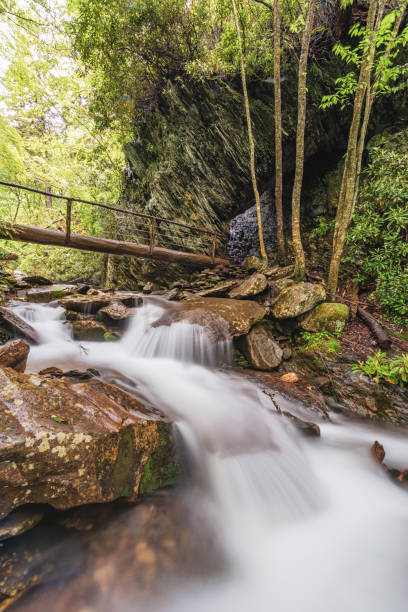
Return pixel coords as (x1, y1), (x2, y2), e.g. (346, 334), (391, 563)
(0, 266), (407, 611)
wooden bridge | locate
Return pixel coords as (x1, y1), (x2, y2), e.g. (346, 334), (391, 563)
(0, 181), (229, 268)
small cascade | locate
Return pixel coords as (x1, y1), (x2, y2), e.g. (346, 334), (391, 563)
(5, 296), (408, 612)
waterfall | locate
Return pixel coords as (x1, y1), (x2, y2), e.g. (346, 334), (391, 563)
(9, 298), (408, 612)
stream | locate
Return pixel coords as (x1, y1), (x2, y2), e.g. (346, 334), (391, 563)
(7, 299), (408, 611)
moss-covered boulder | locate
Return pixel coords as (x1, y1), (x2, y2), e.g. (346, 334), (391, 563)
(0, 368), (175, 520)
(300, 302), (349, 334)
(238, 325), (283, 371)
(229, 272), (268, 299)
(271, 283), (326, 319)
(72, 320), (108, 341)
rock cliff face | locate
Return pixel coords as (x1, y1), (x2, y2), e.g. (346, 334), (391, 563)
(106, 65), (350, 289)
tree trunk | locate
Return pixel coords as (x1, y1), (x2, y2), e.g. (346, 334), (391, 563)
(232, 0), (268, 264)
(327, 0), (381, 299)
(291, 0), (316, 281)
(274, 0), (285, 263)
(352, 2), (405, 211)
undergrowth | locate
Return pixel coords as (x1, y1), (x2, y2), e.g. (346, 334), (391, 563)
(298, 330), (342, 355)
(353, 351), (408, 387)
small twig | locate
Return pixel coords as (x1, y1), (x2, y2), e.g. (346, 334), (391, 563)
(263, 388), (282, 414)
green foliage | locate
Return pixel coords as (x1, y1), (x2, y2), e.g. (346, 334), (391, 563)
(346, 139), (408, 324)
(298, 329), (342, 355)
(321, 2), (408, 111)
(0, 0), (125, 280)
(353, 351), (408, 387)
(311, 215), (335, 236)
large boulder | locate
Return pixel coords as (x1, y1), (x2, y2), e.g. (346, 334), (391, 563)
(229, 273), (268, 299)
(238, 325), (283, 371)
(271, 283), (326, 319)
(300, 302), (349, 334)
(59, 294), (111, 314)
(0, 367), (175, 520)
(156, 297), (266, 341)
(0, 340), (30, 372)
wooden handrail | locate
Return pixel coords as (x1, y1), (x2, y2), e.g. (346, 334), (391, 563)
(0, 180), (223, 238)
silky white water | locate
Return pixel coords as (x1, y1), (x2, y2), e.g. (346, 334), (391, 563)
(10, 299), (408, 611)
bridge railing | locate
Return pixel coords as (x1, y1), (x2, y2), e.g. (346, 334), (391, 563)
(0, 181), (223, 263)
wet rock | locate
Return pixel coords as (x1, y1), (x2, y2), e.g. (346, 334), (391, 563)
(282, 347), (292, 361)
(280, 372), (299, 383)
(282, 411), (321, 437)
(26, 285), (73, 303)
(23, 276), (52, 286)
(59, 294), (111, 314)
(165, 288), (180, 301)
(99, 302), (134, 322)
(143, 282), (159, 293)
(264, 265), (294, 280)
(72, 320), (108, 341)
(300, 302), (349, 334)
(197, 280), (238, 298)
(112, 292), (143, 308)
(38, 367), (64, 378)
(0, 306), (40, 344)
(38, 368), (100, 382)
(269, 277), (295, 296)
(371, 441), (385, 464)
(289, 351), (408, 425)
(311, 375), (331, 392)
(242, 255), (263, 272)
(75, 284), (91, 295)
(0, 368), (175, 520)
(238, 325), (283, 371)
(0, 508), (44, 542)
(271, 283), (326, 319)
(0, 339), (30, 373)
(325, 397), (346, 413)
(65, 310), (83, 321)
(167, 297), (267, 340)
(229, 273), (268, 299)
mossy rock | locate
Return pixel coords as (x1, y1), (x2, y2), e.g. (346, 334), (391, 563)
(229, 272), (268, 299)
(300, 302), (349, 334)
(271, 283), (326, 319)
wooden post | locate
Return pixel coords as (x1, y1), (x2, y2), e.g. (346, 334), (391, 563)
(149, 218), (157, 255)
(66, 199), (72, 243)
(46, 186), (52, 208)
(211, 234), (216, 265)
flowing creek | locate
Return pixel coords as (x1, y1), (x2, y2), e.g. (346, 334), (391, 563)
(6, 299), (408, 611)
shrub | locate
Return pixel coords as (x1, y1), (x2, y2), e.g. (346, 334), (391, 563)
(347, 137), (408, 325)
(352, 351), (408, 386)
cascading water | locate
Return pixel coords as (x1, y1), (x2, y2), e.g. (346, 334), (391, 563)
(9, 299), (408, 612)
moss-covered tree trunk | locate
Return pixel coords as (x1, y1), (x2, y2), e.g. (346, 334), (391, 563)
(232, 0), (268, 263)
(327, 0), (384, 299)
(291, 0), (316, 280)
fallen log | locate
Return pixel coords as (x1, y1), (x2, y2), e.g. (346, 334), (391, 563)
(0, 223), (230, 268)
(357, 306), (391, 350)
